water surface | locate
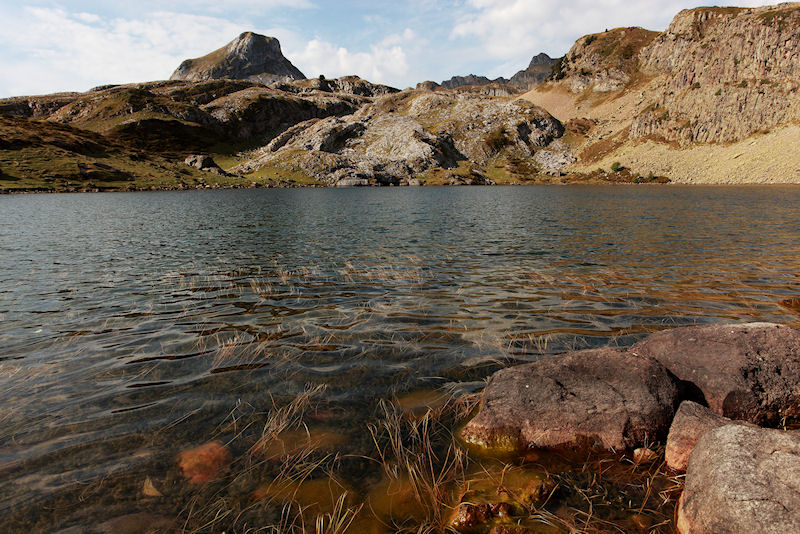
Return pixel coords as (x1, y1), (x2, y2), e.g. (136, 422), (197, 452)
(1, 186), (799, 531)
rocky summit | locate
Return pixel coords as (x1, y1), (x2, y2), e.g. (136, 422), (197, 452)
(170, 32), (306, 85)
(429, 53), (557, 92)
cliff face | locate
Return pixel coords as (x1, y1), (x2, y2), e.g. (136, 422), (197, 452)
(551, 27), (658, 92)
(521, 2), (800, 182)
(632, 4), (800, 145)
(170, 32), (306, 84)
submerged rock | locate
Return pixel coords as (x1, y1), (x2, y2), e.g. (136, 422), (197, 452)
(631, 323), (800, 425)
(677, 424), (800, 534)
(461, 348), (680, 452)
(177, 441), (232, 484)
(665, 401), (755, 473)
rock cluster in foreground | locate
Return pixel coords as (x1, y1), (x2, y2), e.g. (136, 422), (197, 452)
(462, 322), (800, 533)
(460, 348), (679, 451)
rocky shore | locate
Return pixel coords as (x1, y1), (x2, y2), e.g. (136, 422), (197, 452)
(459, 323), (800, 533)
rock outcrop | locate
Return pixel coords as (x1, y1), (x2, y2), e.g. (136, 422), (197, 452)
(665, 401), (756, 473)
(233, 90), (564, 186)
(437, 53), (557, 92)
(170, 32), (306, 84)
(631, 323), (800, 426)
(550, 27), (658, 93)
(460, 348), (680, 452)
(271, 75), (399, 97)
(521, 3), (800, 182)
(508, 53), (558, 89)
(677, 425), (800, 534)
(631, 4), (800, 146)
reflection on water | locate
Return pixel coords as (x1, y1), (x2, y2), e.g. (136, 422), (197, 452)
(1, 185), (799, 531)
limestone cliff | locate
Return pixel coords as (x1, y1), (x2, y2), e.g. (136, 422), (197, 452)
(632, 4), (800, 145)
(170, 32), (305, 84)
(523, 2), (800, 183)
(549, 27), (658, 92)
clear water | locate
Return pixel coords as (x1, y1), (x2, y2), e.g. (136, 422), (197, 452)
(1, 185), (799, 531)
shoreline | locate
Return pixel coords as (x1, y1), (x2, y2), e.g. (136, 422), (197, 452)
(5, 180), (800, 195)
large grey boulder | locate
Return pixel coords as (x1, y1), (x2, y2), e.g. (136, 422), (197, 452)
(665, 401), (756, 473)
(631, 323), (800, 425)
(461, 348), (680, 452)
(677, 424), (800, 534)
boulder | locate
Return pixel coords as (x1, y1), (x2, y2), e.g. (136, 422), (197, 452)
(677, 424), (800, 534)
(461, 348), (680, 452)
(631, 323), (800, 425)
(184, 154), (230, 176)
(665, 401), (756, 473)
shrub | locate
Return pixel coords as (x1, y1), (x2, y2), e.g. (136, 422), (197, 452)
(714, 88), (722, 96)
(485, 126), (510, 152)
(584, 35), (597, 46)
(690, 82), (701, 90)
(610, 161), (622, 172)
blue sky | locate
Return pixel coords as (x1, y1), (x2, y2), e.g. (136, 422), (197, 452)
(0, 0), (779, 97)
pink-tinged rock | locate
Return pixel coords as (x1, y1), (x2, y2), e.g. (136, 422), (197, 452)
(461, 348), (680, 452)
(177, 441), (232, 484)
(677, 424), (800, 534)
(631, 323), (800, 425)
(665, 401), (756, 473)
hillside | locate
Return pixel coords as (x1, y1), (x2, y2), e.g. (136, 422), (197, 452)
(523, 3), (800, 183)
(3, 4), (800, 190)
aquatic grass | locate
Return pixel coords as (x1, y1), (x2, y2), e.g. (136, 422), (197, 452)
(368, 397), (471, 532)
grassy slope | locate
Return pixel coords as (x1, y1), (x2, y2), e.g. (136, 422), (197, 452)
(0, 116), (216, 191)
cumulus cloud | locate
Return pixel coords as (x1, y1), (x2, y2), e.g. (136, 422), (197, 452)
(0, 5), (418, 96)
(0, 1), (788, 96)
(290, 27), (425, 88)
(452, 0), (782, 63)
(292, 39), (409, 87)
(0, 7), (266, 96)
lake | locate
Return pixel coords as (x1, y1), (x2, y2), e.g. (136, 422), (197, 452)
(1, 185), (799, 532)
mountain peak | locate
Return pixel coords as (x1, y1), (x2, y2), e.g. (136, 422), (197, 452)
(170, 32), (305, 85)
(528, 53), (553, 68)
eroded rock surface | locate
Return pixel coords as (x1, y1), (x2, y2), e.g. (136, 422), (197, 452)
(677, 424), (800, 534)
(665, 401), (756, 473)
(461, 348), (680, 452)
(631, 323), (800, 425)
(234, 91), (564, 186)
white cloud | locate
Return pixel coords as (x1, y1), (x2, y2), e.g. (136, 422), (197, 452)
(292, 39), (410, 87)
(0, 7), (304, 96)
(0, 1), (789, 96)
(452, 0), (784, 65)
